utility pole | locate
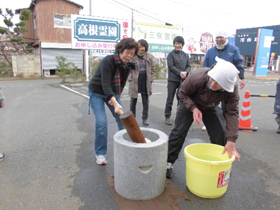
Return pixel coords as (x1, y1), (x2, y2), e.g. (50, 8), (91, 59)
(131, 9), (133, 38)
(85, 0), (92, 82)
(89, 0), (92, 79)
(89, 0), (92, 14)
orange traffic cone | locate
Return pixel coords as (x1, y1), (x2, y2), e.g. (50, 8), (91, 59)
(239, 91), (258, 132)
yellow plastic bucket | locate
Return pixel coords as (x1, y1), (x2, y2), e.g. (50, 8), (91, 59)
(184, 143), (235, 198)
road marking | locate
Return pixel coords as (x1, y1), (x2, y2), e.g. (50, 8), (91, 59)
(243, 79), (277, 87)
(0, 85), (35, 87)
(154, 82), (167, 86)
(60, 85), (163, 99)
(60, 85), (89, 99)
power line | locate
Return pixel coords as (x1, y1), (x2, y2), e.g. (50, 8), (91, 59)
(104, 0), (157, 23)
(109, 0), (230, 28)
(111, 0), (171, 25)
(97, 0), (132, 19)
(168, 0), (227, 13)
(117, 0), (180, 25)
(104, 0), (131, 13)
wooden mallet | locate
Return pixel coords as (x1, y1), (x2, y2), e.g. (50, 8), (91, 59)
(119, 110), (146, 143)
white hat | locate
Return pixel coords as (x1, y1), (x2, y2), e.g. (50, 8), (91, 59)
(215, 31), (228, 38)
(207, 57), (239, 92)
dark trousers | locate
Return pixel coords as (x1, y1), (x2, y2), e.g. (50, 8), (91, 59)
(164, 81), (181, 118)
(130, 93), (149, 120)
(274, 79), (280, 115)
(167, 102), (227, 163)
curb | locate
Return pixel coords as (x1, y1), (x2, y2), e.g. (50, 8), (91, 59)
(244, 76), (280, 81)
(245, 76), (279, 81)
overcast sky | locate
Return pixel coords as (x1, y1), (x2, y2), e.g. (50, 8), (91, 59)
(1, 0), (280, 36)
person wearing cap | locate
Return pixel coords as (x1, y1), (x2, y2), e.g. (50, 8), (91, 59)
(166, 57), (241, 179)
(203, 31), (245, 90)
(202, 30), (245, 131)
(164, 36), (191, 125)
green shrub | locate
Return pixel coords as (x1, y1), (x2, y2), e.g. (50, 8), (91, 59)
(55, 56), (71, 83)
(190, 62), (203, 73)
(69, 62), (82, 83)
(155, 62), (167, 79)
(0, 65), (12, 77)
(90, 57), (102, 78)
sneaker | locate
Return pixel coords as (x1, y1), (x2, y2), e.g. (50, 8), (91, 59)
(277, 127), (280, 134)
(0, 153), (7, 162)
(96, 155), (107, 165)
(202, 126), (207, 131)
(165, 118), (172, 125)
(143, 119), (149, 126)
(166, 162), (173, 179)
(275, 115), (280, 124)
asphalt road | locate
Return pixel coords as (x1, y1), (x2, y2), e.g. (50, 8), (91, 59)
(0, 76), (279, 210)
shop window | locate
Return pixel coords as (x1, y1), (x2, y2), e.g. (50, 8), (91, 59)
(53, 14), (71, 28)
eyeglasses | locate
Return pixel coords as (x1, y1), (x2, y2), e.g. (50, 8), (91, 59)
(124, 49), (135, 57)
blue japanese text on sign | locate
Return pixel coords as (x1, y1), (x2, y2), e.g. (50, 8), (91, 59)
(74, 18), (120, 42)
(71, 15), (130, 51)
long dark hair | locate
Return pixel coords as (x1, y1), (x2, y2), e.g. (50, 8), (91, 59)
(115, 38), (138, 56)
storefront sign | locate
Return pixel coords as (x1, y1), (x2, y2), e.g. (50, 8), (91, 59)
(253, 28), (274, 76)
(135, 22), (180, 52)
(71, 15), (130, 56)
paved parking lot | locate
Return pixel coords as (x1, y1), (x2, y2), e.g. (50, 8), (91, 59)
(0, 75), (279, 209)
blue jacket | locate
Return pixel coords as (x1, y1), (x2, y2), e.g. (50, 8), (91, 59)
(203, 43), (244, 79)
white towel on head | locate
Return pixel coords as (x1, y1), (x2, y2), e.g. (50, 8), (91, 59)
(207, 57), (239, 92)
(215, 31), (228, 38)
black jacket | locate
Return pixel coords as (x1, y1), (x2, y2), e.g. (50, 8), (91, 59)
(88, 55), (133, 101)
(167, 49), (191, 83)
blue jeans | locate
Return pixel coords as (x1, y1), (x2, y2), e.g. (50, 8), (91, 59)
(88, 89), (125, 155)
